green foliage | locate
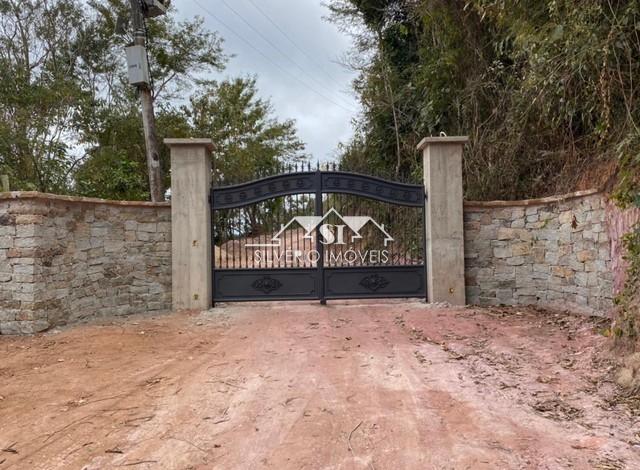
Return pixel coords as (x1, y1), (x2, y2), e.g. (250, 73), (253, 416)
(328, 0), (640, 198)
(71, 0), (226, 200)
(0, 0), (232, 200)
(74, 105), (189, 200)
(0, 0), (304, 201)
(188, 77), (307, 185)
(0, 0), (89, 192)
(75, 77), (307, 200)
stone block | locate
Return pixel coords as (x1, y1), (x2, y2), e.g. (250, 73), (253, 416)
(157, 222), (171, 233)
(512, 208), (525, 219)
(506, 256), (525, 266)
(91, 226), (108, 237)
(556, 230), (570, 244)
(465, 286), (481, 302)
(532, 264), (549, 273)
(138, 223), (157, 233)
(0, 319), (49, 335)
(124, 220), (138, 231)
(104, 240), (125, 253)
(512, 243), (531, 256)
(14, 214), (45, 225)
(576, 250), (595, 263)
(496, 289), (515, 305)
(493, 247), (511, 258)
(559, 211), (573, 224)
(516, 295), (538, 304)
(0, 225), (15, 237)
(565, 259), (583, 273)
(0, 236), (14, 249)
(552, 266), (574, 279)
(497, 228), (517, 240)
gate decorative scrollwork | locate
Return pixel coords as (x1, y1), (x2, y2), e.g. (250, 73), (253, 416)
(211, 165), (427, 304)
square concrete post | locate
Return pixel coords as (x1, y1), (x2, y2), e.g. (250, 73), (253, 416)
(418, 136), (469, 305)
(165, 138), (213, 311)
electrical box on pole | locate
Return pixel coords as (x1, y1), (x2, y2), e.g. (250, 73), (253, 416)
(141, 0), (169, 18)
(126, 45), (150, 86)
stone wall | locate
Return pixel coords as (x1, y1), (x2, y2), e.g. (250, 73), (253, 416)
(0, 193), (171, 334)
(0, 188), (630, 334)
(463, 190), (615, 316)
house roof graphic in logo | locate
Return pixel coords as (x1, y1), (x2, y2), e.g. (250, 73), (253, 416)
(245, 208), (394, 247)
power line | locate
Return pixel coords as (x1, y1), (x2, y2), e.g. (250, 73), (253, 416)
(246, 0), (343, 86)
(191, 0), (357, 113)
(217, 0), (354, 108)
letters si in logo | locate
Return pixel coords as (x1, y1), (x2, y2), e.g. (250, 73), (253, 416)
(245, 208), (394, 248)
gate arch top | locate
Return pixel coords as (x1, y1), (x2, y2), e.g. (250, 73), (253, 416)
(211, 170), (425, 209)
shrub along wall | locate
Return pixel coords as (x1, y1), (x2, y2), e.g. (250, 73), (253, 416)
(0, 193), (171, 334)
(0, 189), (633, 334)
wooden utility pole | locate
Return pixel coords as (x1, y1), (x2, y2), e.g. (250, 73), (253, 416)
(129, 0), (164, 202)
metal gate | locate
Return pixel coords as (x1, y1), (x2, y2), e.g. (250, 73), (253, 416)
(211, 165), (427, 304)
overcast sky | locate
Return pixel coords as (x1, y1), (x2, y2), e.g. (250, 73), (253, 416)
(176, 0), (360, 162)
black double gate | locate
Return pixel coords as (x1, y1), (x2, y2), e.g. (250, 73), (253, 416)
(211, 167), (427, 304)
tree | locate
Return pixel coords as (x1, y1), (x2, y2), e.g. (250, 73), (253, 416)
(73, 105), (191, 200)
(74, 0), (226, 200)
(188, 77), (307, 241)
(327, 0), (640, 199)
(0, 0), (89, 192)
(188, 77), (307, 185)
(0, 0), (227, 197)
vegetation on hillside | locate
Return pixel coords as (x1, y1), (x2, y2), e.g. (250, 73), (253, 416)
(327, 0), (639, 198)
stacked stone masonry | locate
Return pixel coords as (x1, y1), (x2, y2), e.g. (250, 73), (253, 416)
(0, 189), (633, 334)
(0, 193), (171, 334)
(464, 190), (615, 316)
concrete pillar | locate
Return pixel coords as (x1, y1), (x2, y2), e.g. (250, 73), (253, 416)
(418, 136), (469, 305)
(164, 138), (213, 311)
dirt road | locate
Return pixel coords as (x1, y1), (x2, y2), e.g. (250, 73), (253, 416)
(0, 301), (638, 469)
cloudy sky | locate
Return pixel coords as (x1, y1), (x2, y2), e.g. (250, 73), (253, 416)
(175, 0), (361, 162)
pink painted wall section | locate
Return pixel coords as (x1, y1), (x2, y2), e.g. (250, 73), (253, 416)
(606, 202), (640, 294)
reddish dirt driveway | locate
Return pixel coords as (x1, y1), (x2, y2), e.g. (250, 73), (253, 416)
(0, 301), (639, 469)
